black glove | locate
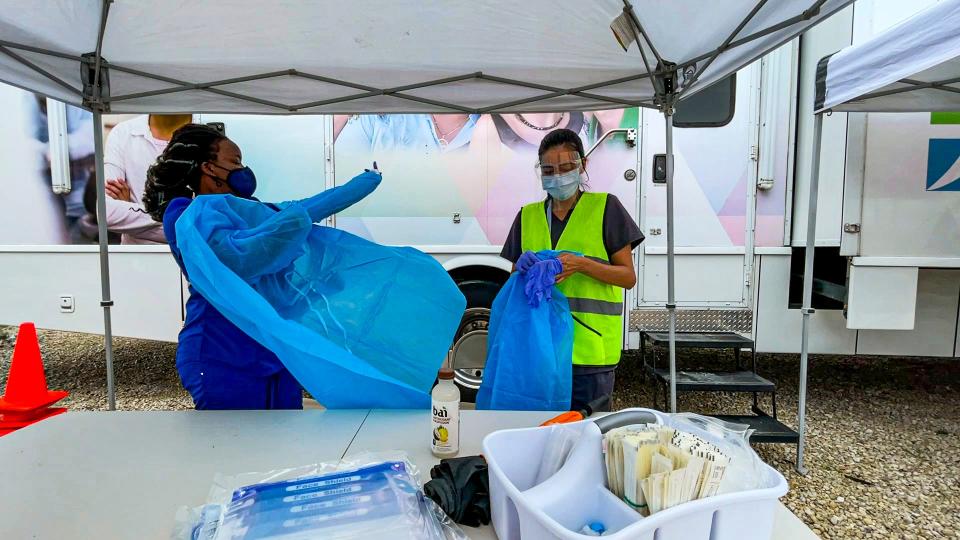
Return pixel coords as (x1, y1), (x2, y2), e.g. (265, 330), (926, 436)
(423, 455), (490, 527)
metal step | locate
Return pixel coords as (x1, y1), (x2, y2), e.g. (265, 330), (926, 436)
(711, 413), (799, 444)
(650, 368), (775, 393)
(642, 331), (753, 349)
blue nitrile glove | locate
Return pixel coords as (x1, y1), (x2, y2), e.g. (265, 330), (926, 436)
(517, 250), (540, 274)
(524, 258), (563, 308)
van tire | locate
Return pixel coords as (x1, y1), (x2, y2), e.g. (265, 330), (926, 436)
(451, 279), (502, 403)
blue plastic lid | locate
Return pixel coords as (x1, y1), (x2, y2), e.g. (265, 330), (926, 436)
(589, 522), (606, 534)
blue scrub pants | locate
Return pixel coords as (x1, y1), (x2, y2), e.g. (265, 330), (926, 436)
(178, 360), (303, 410)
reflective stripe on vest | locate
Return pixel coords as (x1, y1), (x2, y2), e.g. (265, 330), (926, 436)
(520, 192), (623, 366)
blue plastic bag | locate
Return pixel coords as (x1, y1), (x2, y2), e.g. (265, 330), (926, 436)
(476, 251), (573, 411)
(174, 193), (466, 409)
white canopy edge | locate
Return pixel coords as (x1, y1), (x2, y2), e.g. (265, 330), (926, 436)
(815, 0), (960, 113)
(0, 0), (851, 114)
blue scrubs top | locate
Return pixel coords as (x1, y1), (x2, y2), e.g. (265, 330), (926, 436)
(164, 197), (289, 378)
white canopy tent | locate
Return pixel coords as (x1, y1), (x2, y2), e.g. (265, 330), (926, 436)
(2, 1), (849, 462)
(797, 0), (960, 473)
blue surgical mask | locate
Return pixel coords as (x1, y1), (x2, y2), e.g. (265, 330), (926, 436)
(226, 166), (257, 198)
(210, 163), (257, 198)
(542, 170), (581, 201)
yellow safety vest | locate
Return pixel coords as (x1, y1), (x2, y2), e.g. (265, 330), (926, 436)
(520, 192), (623, 367)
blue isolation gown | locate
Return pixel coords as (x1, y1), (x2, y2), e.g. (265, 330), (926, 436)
(165, 171), (466, 410)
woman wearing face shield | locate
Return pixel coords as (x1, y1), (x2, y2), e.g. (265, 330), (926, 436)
(142, 124), (381, 410)
(500, 128), (644, 412)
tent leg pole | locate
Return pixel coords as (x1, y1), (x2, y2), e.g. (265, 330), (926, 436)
(665, 110), (677, 414)
(797, 112), (823, 475)
(92, 111), (116, 411)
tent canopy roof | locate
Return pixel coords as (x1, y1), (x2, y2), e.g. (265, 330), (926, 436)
(1, 0), (850, 114)
(815, 0), (960, 113)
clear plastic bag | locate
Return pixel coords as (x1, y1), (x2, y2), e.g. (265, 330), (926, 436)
(534, 423), (583, 486)
(666, 413), (766, 494)
(173, 452), (468, 540)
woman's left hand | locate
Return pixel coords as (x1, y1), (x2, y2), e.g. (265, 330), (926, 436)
(556, 253), (589, 283)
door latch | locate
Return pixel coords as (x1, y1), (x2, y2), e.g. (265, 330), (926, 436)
(843, 223), (861, 234)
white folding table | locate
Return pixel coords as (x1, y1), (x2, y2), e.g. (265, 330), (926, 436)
(0, 410), (818, 539)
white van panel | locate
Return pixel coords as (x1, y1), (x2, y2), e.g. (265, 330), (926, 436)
(846, 266), (918, 330)
(0, 248), (181, 342)
(857, 270), (960, 357)
(641, 253), (746, 305)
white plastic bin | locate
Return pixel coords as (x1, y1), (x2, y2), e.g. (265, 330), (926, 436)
(482, 408), (788, 540)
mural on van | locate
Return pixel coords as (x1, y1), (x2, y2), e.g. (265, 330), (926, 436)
(333, 111), (641, 246)
(0, 83), (786, 249)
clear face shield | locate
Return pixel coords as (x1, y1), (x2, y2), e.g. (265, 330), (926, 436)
(535, 151), (584, 200)
(535, 151), (583, 183)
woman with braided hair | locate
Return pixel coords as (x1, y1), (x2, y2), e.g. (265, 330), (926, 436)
(143, 123), (383, 409)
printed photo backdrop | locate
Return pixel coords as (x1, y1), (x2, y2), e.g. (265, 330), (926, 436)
(333, 111), (641, 246)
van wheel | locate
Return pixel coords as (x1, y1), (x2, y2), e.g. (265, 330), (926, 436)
(451, 280), (501, 403)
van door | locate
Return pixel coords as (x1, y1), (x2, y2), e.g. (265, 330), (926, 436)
(637, 62), (764, 310)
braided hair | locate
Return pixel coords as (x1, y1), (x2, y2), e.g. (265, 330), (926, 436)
(142, 124), (226, 222)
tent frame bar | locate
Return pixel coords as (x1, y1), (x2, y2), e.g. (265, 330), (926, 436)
(679, 0), (829, 96)
(680, 0), (771, 95)
(622, 0), (665, 66)
(0, 45), (81, 95)
(89, 0), (117, 412)
(902, 77), (960, 95)
(621, 2), (661, 96)
(90, 0), (111, 99)
(796, 111), (824, 475)
(663, 101), (678, 414)
(0, 32), (665, 113)
(849, 75), (960, 104)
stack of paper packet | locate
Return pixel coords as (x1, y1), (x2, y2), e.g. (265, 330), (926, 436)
(603, 424), (730, 516)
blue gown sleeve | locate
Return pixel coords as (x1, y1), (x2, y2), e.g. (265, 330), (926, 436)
(203, 204), (313, 282)
(273, 169), (381, 223)
(173, 196), (314, 282)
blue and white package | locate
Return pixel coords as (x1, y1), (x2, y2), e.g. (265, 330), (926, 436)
(229, 461), (411, 505)
(174, 454), (466, 540)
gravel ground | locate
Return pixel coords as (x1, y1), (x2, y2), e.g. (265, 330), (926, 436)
(1, 326), (958, 539)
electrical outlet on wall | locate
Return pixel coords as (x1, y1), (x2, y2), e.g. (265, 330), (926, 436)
(58, 295), (75, 313)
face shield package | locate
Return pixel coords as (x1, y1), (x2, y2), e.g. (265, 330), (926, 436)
(173, 453), (468, 540)
(173, 173), (466, 409)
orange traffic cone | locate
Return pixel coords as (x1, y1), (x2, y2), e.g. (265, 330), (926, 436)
(0, 323), (68, 434)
